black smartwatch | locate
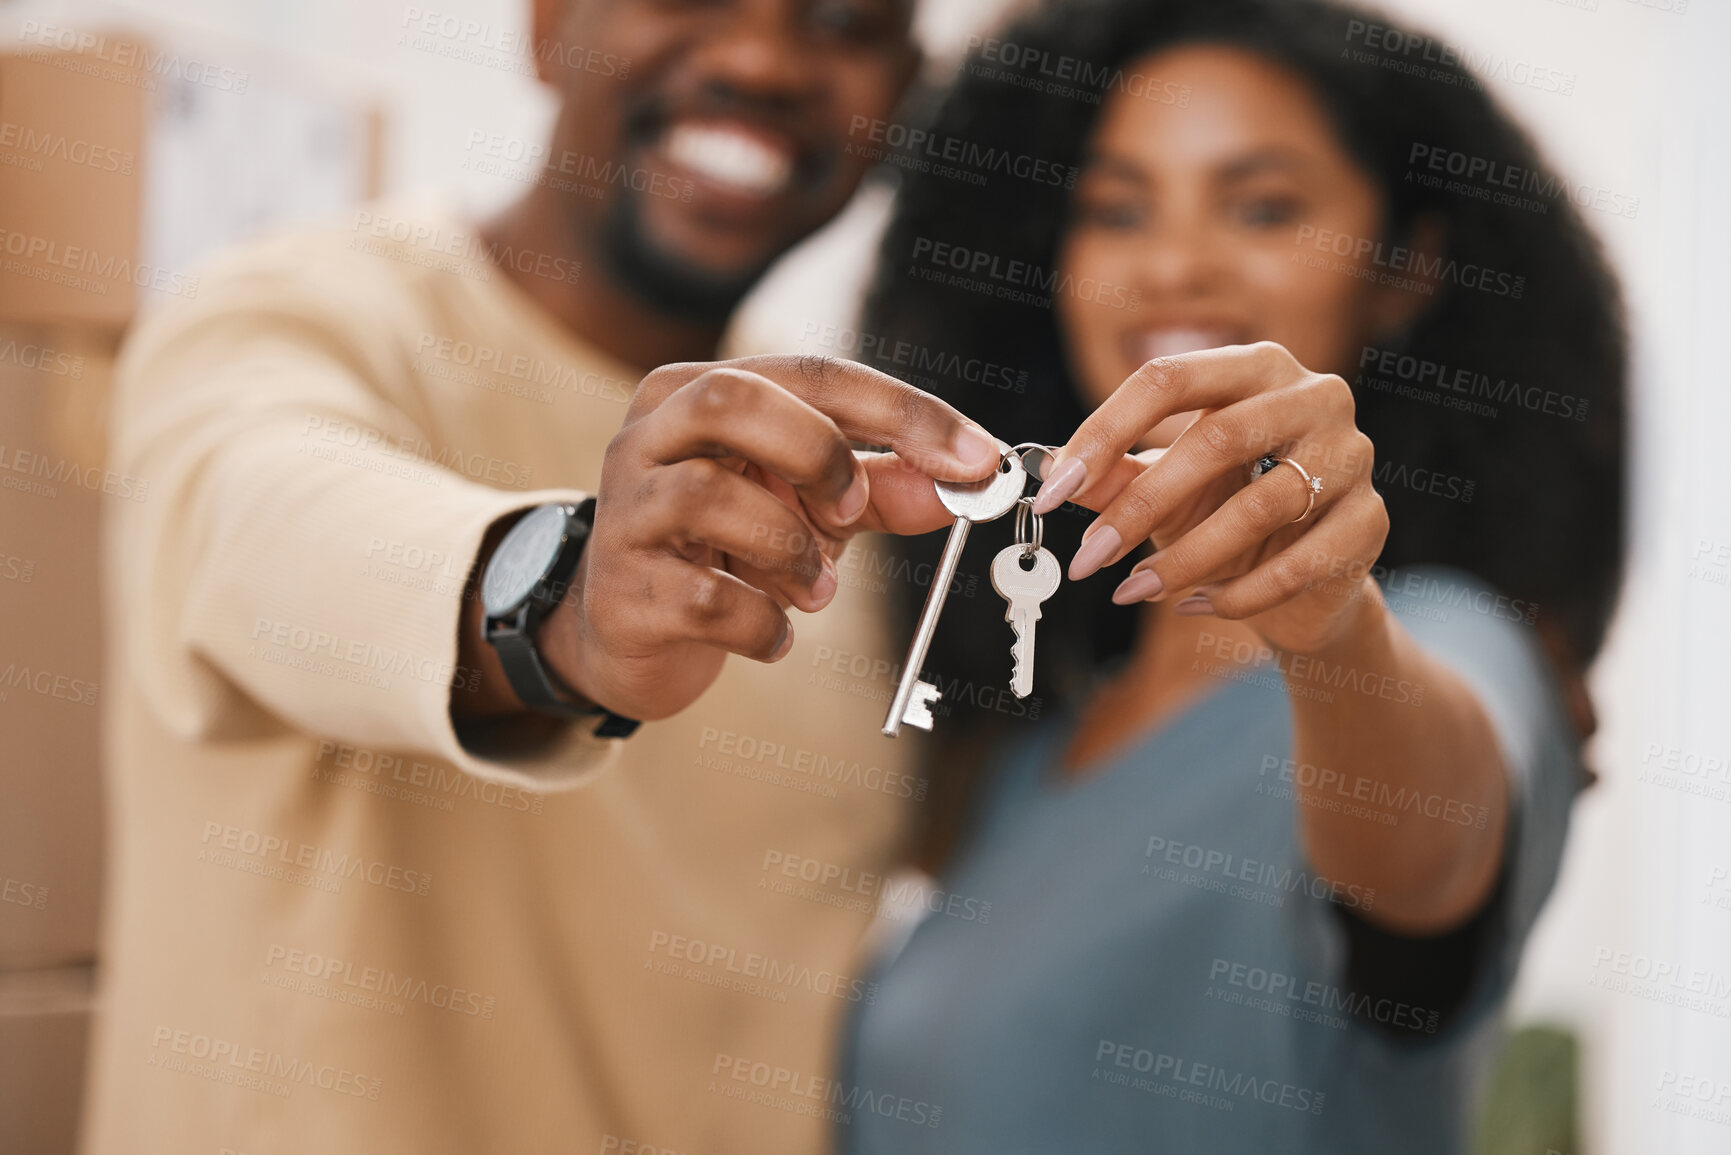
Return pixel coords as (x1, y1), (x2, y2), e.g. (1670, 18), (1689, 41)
(480, 499), (639, 738)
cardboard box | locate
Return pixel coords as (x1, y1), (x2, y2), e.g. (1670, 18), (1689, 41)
(0, 966), (96, 1155)
(0, 326), (115, 972)
(0, 36), (148, 327)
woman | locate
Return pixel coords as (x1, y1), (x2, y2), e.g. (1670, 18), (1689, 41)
(841, 0), (1624, 1151)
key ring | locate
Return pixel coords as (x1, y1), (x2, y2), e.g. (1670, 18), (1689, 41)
(1009, 442), (1061, 483)
(1013, 496), (1043, 557)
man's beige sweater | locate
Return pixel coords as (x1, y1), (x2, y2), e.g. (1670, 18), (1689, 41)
(82, 205), (924, 1154)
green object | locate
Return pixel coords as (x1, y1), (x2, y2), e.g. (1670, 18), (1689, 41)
(1476, 1024), (1581, 1155)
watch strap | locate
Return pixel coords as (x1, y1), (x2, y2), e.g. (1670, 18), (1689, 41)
(491, 626), (582, 716)
(484, 500), (641, 738)
(491, 626), (641, 738)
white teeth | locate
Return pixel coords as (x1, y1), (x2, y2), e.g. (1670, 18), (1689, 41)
(1135, 328), (1232, 360)
(664, 122), (793, 197)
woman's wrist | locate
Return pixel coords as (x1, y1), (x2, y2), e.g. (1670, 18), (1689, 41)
(1262, 573), (1391, 666)
(1313, 574), (1390, 660)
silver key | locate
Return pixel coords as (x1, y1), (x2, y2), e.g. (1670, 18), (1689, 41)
(992, 545), (1060, 698)
(882, 444), (1028, 736)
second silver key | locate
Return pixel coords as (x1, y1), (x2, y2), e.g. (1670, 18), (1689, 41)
(991, 545), (1060, 699)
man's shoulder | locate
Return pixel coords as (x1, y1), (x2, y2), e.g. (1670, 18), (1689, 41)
(121, 198), (491, 374)
(190, 197), (487, 312)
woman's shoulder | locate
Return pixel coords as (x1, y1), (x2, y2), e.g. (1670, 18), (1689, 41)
(1376, 562), (1586, 810)
(1384, 561), (1578, 758)
(1376, 565), (1557, 705)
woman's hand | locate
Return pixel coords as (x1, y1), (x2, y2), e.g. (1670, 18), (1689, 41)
(1034, 341), (1388, 656)
(1035, 341), (1512, 934)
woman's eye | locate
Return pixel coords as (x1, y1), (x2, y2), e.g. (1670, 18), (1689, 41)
(1237, 196), (1303, 227)
(1074, 200), (1144, 230)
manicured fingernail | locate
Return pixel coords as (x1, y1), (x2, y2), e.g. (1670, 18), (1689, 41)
(1111, 568), (1164, 605)
(769, 621), (796, 661)
(953, 424), (1000, 473)
(836, 475), (868, 524)
(1069, 523), (1121, 581)
(1032, 456), (1085, 515)
(810, 555), (838, 606)
(1174, 595), (1214, 617)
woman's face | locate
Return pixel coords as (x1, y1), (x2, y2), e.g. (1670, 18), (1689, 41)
(1056, 44), (1398, 446)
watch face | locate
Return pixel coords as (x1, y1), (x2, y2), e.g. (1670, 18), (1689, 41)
(482, 504), (571, 618)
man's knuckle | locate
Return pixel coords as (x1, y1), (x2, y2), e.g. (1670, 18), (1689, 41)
(890, 381), (931, 434)
(668, 456), (723, 499)
(631, 473), (663, 511)
(684, 570), (732, 625)
(638, 362), (688, 397)
(603, 422), (638, 463)
(796, 353), (839, 387)
(688, 369), (751, 419)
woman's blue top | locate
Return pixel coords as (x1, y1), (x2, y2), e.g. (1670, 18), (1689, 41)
(842, 567), (1580, 1155)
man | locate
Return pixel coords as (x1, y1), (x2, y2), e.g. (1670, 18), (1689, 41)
(80, 0), (1003, 1150)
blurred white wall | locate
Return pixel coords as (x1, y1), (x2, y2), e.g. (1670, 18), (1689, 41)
(1359, 9), (1731, 1155)
(6, 1), (1726, 1151)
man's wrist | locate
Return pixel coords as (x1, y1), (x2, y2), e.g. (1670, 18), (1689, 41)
(453, 504), (596, 722)
(526, 524), (642, 738)
(454, 501), (639, 737)
(454, 511), (536, 719)
(532, 544), (597, 711)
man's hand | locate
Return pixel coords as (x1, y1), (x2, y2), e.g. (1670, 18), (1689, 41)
(458, 355), (1002, 724)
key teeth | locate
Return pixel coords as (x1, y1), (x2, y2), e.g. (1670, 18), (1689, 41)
(1008, 616), (1034, 699)
(902, 680), (942, 731)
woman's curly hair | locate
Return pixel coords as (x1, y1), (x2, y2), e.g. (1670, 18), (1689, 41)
(863, 0), (1626, 769)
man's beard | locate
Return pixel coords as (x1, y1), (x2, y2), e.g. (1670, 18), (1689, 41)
(599, 190), (771, 324)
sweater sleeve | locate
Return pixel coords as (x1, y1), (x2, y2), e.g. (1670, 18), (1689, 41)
(104, 241), (621, 791)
